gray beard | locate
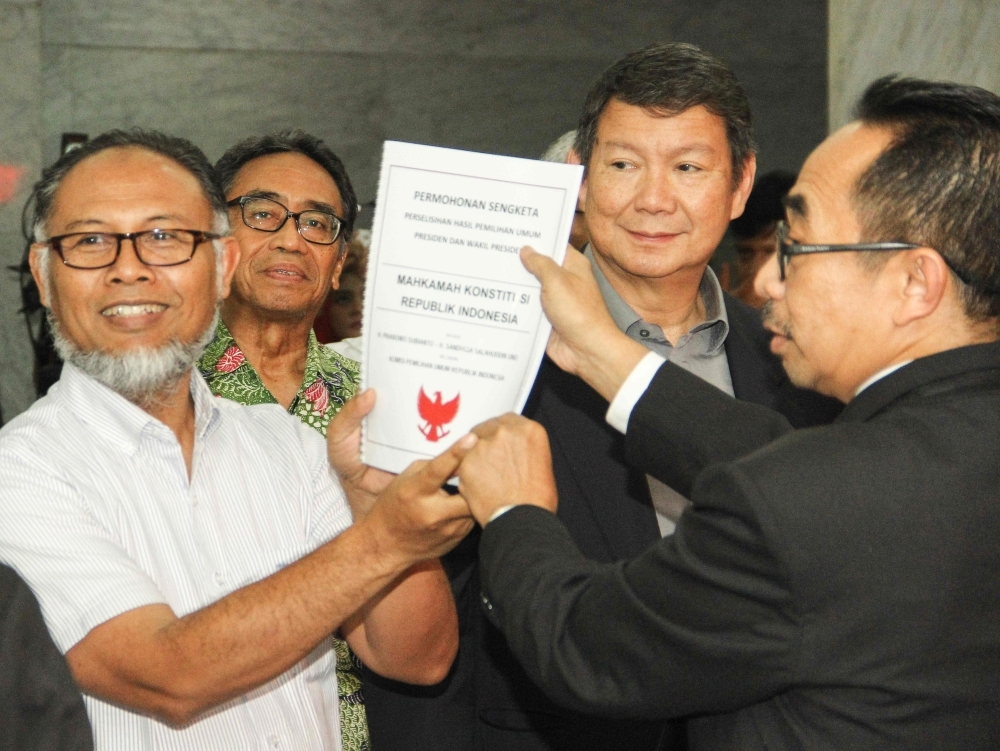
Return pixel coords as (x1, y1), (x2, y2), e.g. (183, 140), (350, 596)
(48, 309), (218, 408)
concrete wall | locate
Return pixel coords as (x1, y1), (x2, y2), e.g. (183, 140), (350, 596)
(0, 0), (42, 423)
(0, 0), (828, 418)
(830, 0), (1000, 130)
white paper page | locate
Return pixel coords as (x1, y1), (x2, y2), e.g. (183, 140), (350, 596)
(361, 141), (583, 473)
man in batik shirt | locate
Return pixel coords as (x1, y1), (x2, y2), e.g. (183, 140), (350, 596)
(197, 130), (367, 750)
(200, 324), (358, 435)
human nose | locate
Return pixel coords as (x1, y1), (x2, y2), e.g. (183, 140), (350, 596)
(107, 237), (153, 283)
(633, 166), (678, 214)
(270, 212), (310, 252)
(754, 250), (784, 302)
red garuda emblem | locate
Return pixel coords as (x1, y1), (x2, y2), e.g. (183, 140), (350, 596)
(418, 387), (460, 442)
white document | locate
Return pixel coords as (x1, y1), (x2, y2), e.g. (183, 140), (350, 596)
(361, 140), (584, 473)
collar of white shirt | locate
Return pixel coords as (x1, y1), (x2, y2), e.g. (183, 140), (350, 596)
(854, 360), (914, 396)
(56, 363), (223, 457)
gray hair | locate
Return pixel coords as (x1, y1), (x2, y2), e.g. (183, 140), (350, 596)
(29, 128), (228, 244)
(30, 129), (230, 290)
(541, 130), (578, 163)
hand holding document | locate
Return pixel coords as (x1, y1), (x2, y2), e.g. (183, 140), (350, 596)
(361, 141), (583, 473)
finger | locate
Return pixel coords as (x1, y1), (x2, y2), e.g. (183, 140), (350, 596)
(411, 433), (479, 491)
(495, 412), (528, 426)
(398, 458), (430, 478)
(520, 245), (559, 282)
(328, 389), (376, 445)
(469, 417), (504, 440)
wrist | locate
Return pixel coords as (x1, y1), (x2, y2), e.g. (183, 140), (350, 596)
(577, 332), (648, 402)
(486, 504), (517, 524)
(351, 509), (416, 580)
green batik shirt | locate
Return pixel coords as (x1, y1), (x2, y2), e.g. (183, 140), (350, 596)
(197, 319), (369, 751)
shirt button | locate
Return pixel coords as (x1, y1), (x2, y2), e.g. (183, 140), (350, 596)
(480, 593), (493, 611)
(268, 735), (280, 748)
(214, 572), (225, 587)
(639, 329), (650, 337)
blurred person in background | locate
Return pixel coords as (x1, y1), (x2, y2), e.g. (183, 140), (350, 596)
(315, 230), (368, 363)
(541, 130), (590, 251)
(727, 170), (796, 308)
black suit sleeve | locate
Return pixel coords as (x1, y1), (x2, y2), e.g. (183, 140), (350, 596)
(0, 565), (93, 751)
(625, 361), (796, 496)
(478, 461), (799, 720)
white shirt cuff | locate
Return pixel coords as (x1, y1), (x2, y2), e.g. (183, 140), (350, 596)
(487, 505), (517, 523)
(605, 351), (667, 434)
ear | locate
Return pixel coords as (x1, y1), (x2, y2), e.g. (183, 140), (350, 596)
(28, 244), (51, 308)
(217, 236), (241, 300)
(330, 240), (348, 291)
(892, 247), (950, 326)
(729, 153), (757, 220)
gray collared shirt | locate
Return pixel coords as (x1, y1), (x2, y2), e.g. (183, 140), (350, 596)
(586, 245), (735, 535)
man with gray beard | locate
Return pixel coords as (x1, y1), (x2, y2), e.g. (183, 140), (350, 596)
(0, 129), (474, 750)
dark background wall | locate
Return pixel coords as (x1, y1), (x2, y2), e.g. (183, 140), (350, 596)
(41, 0), (828, 226)
(0, 0), (828, 418)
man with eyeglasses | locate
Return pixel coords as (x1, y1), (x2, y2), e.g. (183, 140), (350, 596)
(196, 131), (374, 749)
(199, 131), (360, 435)
(0, 129), (472, 750)
(451, 75), (1000, 750)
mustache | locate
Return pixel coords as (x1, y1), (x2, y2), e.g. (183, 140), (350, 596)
(761, 300), (793, 339)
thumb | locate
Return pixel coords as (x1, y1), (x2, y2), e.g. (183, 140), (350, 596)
(411, 433), (479, 492)
(328, 389), (375, 444)
(520, 245), (560, 283)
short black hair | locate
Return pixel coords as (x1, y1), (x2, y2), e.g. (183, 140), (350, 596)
(573, 42), (754, 187)
(215, 130), (358, 241)
(29, 128), (225, 239)
(854, 75), (1000, 321)
(730, 170), (797, 239)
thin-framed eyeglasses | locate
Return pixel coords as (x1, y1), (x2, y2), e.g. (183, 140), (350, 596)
(228, 195), (344, 245)
(45, 229), (220, 270)
(776, 221), (918, 281)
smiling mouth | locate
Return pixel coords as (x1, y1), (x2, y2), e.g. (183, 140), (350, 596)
(101, 303), (168, 318)
(628, 230), (681, 240)
(265, 267), (307, 280)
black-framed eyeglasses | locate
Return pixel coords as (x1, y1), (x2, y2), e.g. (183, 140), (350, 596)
(46, 229), (220, 270)
(228, 195), (344, 245)
(776, 221), (919, 281)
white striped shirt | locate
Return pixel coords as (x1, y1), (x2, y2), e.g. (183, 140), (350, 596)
(0, 363), (354, 750)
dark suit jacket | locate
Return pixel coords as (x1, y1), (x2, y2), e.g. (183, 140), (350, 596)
(478, 341), (1000, 750)
(363, 294), (840, 751)
(0, 564), (93, 751)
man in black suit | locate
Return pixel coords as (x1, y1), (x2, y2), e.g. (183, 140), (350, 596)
(456, 76), (1000, 750)
(361, 43), (838, 751)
